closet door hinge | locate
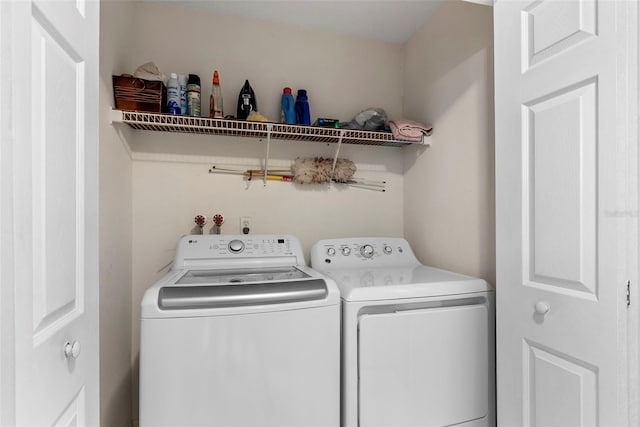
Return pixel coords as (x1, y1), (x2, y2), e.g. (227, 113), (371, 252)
(626, 280), (631, 308)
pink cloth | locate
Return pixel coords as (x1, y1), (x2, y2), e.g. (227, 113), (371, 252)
(389, 119), (433, 142)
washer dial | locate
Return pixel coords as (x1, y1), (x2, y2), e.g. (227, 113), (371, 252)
(228, 239), (245, 253)
(341, 247), (351, 256)
(383, 245), (393, 254)
(327, 247), (336, 256)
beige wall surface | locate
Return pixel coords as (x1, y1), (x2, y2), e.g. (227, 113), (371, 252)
(99, 1), (134, 426)
(127, 1), (404, 126)
(402, 0), (495, 284)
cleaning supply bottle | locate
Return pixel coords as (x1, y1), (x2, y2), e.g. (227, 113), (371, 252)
(236, 80), (257, 120)
(186, 74), (201, 117)
(209, 70), (224, 119)
(295, 89), (311, 125)
(178, 74), (188, 115)
(280, 87), (296, 124)
(167, 73), (181, 114)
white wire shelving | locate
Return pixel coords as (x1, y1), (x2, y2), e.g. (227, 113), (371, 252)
(110, 110), (429, 147)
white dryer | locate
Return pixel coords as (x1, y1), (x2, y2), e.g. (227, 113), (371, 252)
(310, 237), (495, 427)
(140, 234), (340, 427)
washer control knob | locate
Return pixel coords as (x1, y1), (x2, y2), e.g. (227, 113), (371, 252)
(228, 239), (245, 253)
(327, 248), (336, 256)
(341, 247), (351, 256)
(383, 245), (393, 254)
(360, 244), (374, 258)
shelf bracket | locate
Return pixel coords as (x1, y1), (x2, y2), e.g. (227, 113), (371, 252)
(263, 123), (273, 186)
(110, 109), (124, 124)
(330, 130), (345, 185)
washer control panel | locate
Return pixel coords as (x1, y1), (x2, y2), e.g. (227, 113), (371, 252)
(311, 237), (418, 268)
(174, 234), (304, 268)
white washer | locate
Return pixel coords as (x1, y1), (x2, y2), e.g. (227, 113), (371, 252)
(140, 234), (340, 427)
(310, 237), (495, 427)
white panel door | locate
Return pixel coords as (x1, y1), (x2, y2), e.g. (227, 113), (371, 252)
(6, 0), (100, 424)
(495, 1), (636, 426)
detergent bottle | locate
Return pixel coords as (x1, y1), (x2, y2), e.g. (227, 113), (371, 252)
(280, 87), (296, 124)
(295, 89), (311, 125)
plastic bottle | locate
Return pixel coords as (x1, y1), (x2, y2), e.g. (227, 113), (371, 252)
(167, 73), (181, 114)
(295, 89), (311, 125)
(209, 70), (224, 119)
(280, 87), (296, 124)
(186, 74), (201, 117)
(236, 80), (257, 120)
(178, 74), (188, 115)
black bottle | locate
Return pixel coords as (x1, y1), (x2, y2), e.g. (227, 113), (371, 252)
(236, 80), (257, 120)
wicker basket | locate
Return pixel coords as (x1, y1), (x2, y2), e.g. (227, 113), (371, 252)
(112, 75), (165, 113)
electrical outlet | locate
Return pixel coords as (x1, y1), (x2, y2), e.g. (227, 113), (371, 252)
(240, 216), (252, 234)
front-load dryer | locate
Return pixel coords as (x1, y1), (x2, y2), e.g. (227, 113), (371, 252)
(141, 234), (340, 427)
(310, 237), (495, 427)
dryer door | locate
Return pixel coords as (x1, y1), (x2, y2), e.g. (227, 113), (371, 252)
(358, 304), (489, 426)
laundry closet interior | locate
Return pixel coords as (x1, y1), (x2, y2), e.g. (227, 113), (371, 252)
(99, 0), (495, 425)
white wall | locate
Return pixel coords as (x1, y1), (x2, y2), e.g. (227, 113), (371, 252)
(123, 3), (408, 422)
(99, 1), (134, 426)
(402, 0), (495, 284)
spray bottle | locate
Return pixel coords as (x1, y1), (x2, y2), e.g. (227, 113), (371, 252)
(209, 70), (224, 119)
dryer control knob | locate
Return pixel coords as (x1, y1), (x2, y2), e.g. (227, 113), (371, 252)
(360, 244), (374, 258)
(383, 245), (393, 254)
(327, 248), (336, 256)
(341, 247), (351, 256)
(228, 239), (245, 253)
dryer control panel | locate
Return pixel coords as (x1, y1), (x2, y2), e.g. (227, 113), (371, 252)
(310, 237), (420, 269)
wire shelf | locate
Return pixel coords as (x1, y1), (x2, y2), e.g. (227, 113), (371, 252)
(111, 110), (428, 147)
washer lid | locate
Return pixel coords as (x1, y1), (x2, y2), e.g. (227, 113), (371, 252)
(141, 264), (341, 318)
(323, 265), (492, 302)
(176, 266), (310, 285)
(159, 278), (328, 310)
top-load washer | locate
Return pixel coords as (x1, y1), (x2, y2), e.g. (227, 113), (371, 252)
(310, 237), (495, 427)
(140, 234), (340, 427)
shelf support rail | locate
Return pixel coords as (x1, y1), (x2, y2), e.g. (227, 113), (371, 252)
(330, 130), (345, 185)
(263, 123), (273, 186)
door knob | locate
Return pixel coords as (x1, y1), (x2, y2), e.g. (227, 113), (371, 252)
(63, 340), (81, 359)
(534, 301), (550, 315)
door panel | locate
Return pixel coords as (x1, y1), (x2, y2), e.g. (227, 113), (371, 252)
(495, 0), (634, 425)
(358, 305), (489, 427)
(524, 79), (597, 298)
(31, 8), (85, 341)
(523, 0), (597, 70)
(54, 388), (86, 427)
(523, 341), (597, 427)
(10, 0), (99, 424)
